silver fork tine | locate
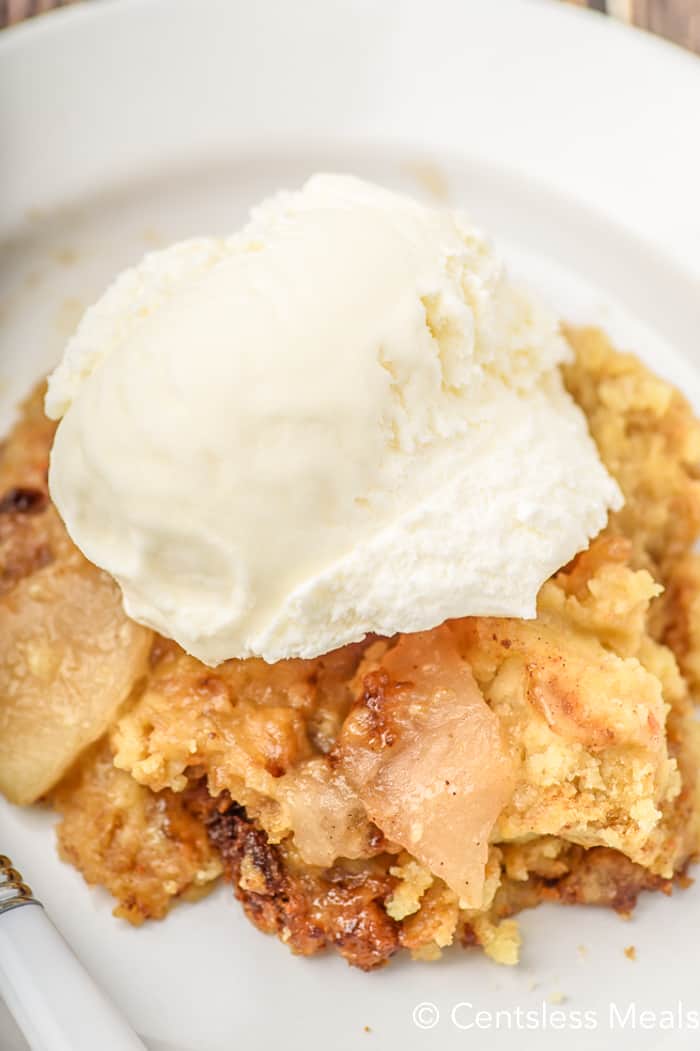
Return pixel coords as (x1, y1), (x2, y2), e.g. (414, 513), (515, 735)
(0, 855), (41, 914)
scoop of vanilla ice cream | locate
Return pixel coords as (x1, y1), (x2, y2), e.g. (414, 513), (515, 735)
(46, 174), (622, 665)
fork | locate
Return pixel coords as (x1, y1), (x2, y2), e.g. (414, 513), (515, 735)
(0, 855), (146, 1051)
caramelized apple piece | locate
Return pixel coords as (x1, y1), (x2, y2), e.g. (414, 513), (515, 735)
(0, 558), (152, 805)
(279, 757), (377, 866)
(334, 626), (514, 907)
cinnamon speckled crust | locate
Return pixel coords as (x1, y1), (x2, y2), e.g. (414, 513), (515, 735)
(53, 743), (222, 924)
(4, 327), (700, 968)
(562, 326), (700, 580)
(563, 326), (700, 695)
(653, 553), (700, 697)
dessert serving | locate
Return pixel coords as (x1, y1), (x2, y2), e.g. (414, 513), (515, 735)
(1, 175), (700, 969)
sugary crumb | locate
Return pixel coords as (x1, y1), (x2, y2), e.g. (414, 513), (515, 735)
(577, 944), (588, 958)
(549, 991), (567, 1005)
(624, 945), (637, 961)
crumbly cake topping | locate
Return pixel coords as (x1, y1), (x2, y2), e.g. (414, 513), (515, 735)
(3, 327), (700, 968)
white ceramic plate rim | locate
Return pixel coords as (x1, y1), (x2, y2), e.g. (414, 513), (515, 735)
(1, 0), (700, 269)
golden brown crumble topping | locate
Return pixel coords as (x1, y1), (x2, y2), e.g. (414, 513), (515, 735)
(3, 327), (700, 969)
(54, 742), (222, 924)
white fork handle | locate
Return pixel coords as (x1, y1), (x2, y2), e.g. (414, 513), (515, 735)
(0, 898), (147, 1051)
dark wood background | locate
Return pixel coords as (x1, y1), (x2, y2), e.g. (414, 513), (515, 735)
(568, 0), (700, 51)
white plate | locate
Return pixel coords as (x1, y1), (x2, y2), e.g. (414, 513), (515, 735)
(1, 2), (700, 1049)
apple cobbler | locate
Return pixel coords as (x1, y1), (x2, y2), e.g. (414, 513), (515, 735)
(2, 326), (700, 969)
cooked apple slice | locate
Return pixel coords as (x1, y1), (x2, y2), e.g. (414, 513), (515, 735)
(334, 626), (514, 908)
(0, 556), (152, 805)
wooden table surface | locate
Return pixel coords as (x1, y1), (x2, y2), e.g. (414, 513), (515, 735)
(1, 0), (700, 52)
(568, 0), (700, 51)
